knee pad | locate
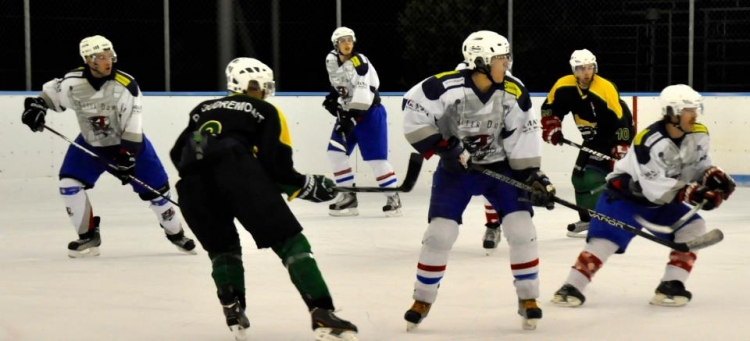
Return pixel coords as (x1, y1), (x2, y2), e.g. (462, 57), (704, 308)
(502, 211), (536, 246)
(674, 219), (707, 243)
(272, 233), (313, 267)
(422, 218), (459, 251)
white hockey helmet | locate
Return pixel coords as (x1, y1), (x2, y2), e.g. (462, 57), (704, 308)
(225, 57), (276, 96)
(462, 30), (511, 70)
(331, 26), (356, 48)
(570, 49), (597, 73)
(79, 35), (117, 63)
(659, 84), (703, 117)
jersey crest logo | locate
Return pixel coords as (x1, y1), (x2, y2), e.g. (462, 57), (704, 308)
(462, 134), (496, 161)
(87, 116), (114, 137)
(199, 120), (223, 136)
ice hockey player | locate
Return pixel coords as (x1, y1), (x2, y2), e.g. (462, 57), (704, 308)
(540, 49), (635, 237)
(552, 84), (735, 308)
(322, 26), (402, 217)
(170, 57), (358, 341)
(20, 35), (195, 258)
(401, 30), (556, 331)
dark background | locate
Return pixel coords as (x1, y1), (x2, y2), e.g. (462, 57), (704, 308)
(1, 0), (748, 93)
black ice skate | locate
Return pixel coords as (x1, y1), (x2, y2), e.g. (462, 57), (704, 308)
(329, 192), (358, 217)
(551, 283), (586, 307)
(382, 193), (402, 217)
(482, 222), (502, 255)
(517, 299), (542, 330)
(650, 280), (692, 307)
(404, 300), (432, 332)
(67, 216), (102, 258)
(219, 287), (250, 341)
(310, 307), (358, 341)
(566, 220), (589, 238)
(165, 228), (197, 254)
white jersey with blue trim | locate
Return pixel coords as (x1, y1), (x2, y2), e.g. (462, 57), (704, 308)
(402, 69), (541, 169)
(607, 121), (713, 205)
(325, 51), (380, 112)
(39, 67), (143, 148)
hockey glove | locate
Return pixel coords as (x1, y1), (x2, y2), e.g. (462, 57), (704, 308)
(609, 143), (629, 170)
(21, 97), (48, 132)
(335, 112), (357, 137)
(114, 149), (136, 185)
(322, 93), (341, 117)
(297, 175), (336, 203)
(678, 182), (723, 211)
(701, 166), (736, 199)
(525, 169), (556, 209)
(541, 115), (563, 145)
(435, 136), (471, 173)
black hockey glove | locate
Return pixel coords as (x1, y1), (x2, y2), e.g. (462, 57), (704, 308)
(322, 92), (341, 117)
(702, 166), (736, 199)
(435, 136), (471, 173)
(21, 97), (48, 132)
(114, 149), (136, 185)
(335, 112), (357, 137)
(678, 182), (723, 211)
(524, 169), (556, 209)
(297, 175), (336, 203)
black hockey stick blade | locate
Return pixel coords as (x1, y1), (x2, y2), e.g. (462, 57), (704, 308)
(336, 153), (423, 193)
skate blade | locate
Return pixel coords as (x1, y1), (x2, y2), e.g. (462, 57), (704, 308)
(329, 208), (359, 217)
(406, 321), (420, 332)
(229, 324), (248, 341)
(68, 247), (100, 258)
(176, 246), (198, 255)
(566, 231), (587, 238)
(384, 209), (403, 217)
(649, 294), (689, 307)
(551, 295), (583, 307)
(314, 328), (358, 341)
(522, 318), (539, 330)
(484, 247), (499, 256)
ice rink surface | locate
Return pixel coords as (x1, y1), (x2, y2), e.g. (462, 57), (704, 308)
(1, 177), (748, 341)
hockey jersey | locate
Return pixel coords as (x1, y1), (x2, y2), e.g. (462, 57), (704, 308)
(402, 69), (541, 170)
(325, 51), (380, 112)
(607, 121), (712, 205)
(541, 74), (634, 149)
(39, 67), (143, 150)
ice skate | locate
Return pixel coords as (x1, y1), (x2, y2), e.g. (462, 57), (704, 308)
(517, 299), (542, 330)
(329, 192), (359, 217)
(382, 193), (402, 217)
(650, 280), (692, 307)
(221, 298), (250, 341)
(310, 307), (358, 341)
(551, 283), (586, 307)
(165, 228), (197, 254)
(482, 222), (502, 255)
(566, 220), (589, 238)
(68, 216), (102, 258)
(404, 300), (431, 332)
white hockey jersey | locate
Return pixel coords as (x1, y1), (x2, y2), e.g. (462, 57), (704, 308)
(39, 67), (143, 148)
(402, 69), (541, 170)
(607, 121), (712, 205)
(325, 51), (380, 112)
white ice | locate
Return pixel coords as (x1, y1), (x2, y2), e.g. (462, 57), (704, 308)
(1, 177), (748, 341)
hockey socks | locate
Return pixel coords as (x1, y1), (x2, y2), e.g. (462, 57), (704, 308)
(59, 178), (95, 235)
(148, 192), (182, 235)
(272, 233), (333, 310)
(209, 248), (246, 307)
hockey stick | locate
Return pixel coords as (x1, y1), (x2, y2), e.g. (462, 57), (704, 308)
(561, 138), (615, 161)
(633, 200), (706, 233)
(335, 153), (423, 193)
(43, 124), (179, 207)
(471, 164), (723, 252)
